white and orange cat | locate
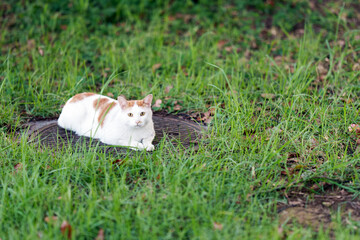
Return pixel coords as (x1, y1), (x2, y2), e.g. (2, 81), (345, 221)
(58, 92), (155, 151)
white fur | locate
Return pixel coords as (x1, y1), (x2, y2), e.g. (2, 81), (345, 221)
(57, 94), (155, 151)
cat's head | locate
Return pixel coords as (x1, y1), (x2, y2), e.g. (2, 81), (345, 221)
(117, 94), (153, 128)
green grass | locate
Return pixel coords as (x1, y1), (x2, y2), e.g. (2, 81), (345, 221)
(1, 0), (360, 239)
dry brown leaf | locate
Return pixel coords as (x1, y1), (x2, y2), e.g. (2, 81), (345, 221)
(213, 222), (223, 230)
(261, 93), (276, 99)
(181, 66), (189, 76)
(316, 63), (328, 80)
(217, 40), (228, 49)
(60, 221), (72, 239)
(112, 159), (126, 166)
(95, 229), (104, 240)
(101, 72), (108, 78)
(168, 15), (176, 21)
(164, 85), (173, 94)
(200, 111), (213, 124)
(14, 163), (23, 173)
(338, 39), (345, 48)
(106, 92), (114, 98)
(38, 47), (44, 56)
(205, 116), (213, 123)
(352, 63), (360, 71)
(153, 99), (162, 108)
(44, 216), (58, 223)
(348, 124), (360, 134)
(27, 39), (35, 50)
(173, 104), (182, 111)
(270, 27), (278, 36)
(224, 46), (233, 52)
(152, 63), (162, 73)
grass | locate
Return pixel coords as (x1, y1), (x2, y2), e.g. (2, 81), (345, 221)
(1, 0), (360, 239)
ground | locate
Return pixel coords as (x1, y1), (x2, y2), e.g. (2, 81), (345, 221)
(0, 0), (360, 239)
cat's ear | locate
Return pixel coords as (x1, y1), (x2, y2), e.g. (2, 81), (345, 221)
(117, 96), (128, 109)
(143, 94), (153, 107)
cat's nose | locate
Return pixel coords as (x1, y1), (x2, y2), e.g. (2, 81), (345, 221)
(136, 120), (142, 125)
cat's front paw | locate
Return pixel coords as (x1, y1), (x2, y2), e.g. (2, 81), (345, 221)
(145, 144), (155, 151)
(129, 142), (144, 151)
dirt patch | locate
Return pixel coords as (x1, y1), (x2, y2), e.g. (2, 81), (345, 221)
(278, 187), (360, 232)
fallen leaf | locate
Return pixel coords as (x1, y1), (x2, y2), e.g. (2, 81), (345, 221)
(204, 117), (213, 124)
(316, 63), (328, 80)
(101, 71), (108, 78)
(352, 63), (360, 71)
(200, 110), (213, 124)
(141, 193), (147, 201)
(38, 47), (44, 56)
(165, 85), (173, 94)
(251, 41), (258, 49)
(153, 99), (162, 108)
(181, 66), (189, 76)
(213, 222), (223, 230)
(60, 221), (72, 239)
(270, 27), (278, 36)
(44, 216), (58, 223)
(348, 124), (360, 134)
(322, 201), (333, 207)
(266, 0), (276, 6)
(224, 46), (233, 52)
(112, 159), (125, 166)
(168, 15), (176, 21)
(152, 63), (162, 73)
(95, 229), (104, 240)
(13, 163), (23, 173)
(27, 39), (35, 50)
(60, 25), (67, 30)
(106, 92), (114, 98)
(173, 104), (182, 111)
(310, 138), (318, 146)
(261, 93), (276, 99)
(337, 39), (345, 48)
(217, 40), (228, 49)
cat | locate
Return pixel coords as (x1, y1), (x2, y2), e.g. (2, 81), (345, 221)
(57, 92), (155, 151)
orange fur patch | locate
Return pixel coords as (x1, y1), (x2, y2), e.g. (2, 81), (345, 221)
(69, 92), (95, 103)
(136, 100), (145, 107)
(97, 102), (116, 127)
(126, 100), (145, 108)
(93, 98), (109, 109)
(126, 101), (135, 108)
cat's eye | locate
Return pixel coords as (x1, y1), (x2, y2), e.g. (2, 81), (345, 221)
(140, 112), (145, 116)
(128, 113), (133, 117)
